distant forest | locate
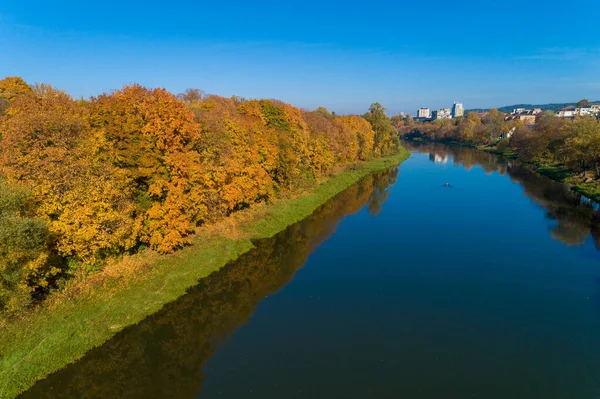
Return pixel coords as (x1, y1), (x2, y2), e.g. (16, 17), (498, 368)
(467, 101), (600, 114)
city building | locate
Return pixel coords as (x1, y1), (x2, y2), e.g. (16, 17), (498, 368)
(575, 108), (593, 116)
(512, 108), (527, 114)
(451, 102), (464, 118)
(417, 108), (431, 118)
(574, 107), (600, 117)
(433, 108), (452, 120)
(557, 107), (576, 118)
(517, 115), (536, 125)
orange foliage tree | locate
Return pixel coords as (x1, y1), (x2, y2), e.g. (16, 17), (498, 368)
(187, 96), (278, 218)
(89, 85), (205, 253)
(338, 115), (376, 161)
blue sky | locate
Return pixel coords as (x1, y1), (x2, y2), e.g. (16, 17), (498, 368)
(1, 0), (598, 115)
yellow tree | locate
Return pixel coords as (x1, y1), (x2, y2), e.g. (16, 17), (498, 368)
(338, 115), (375, 160)
(561, 117), (600, 176)
(0, 84), (137, 265)
(0, 76), (32, 103)
(0, 76), (32, 116)
(188, 95), (277, 218)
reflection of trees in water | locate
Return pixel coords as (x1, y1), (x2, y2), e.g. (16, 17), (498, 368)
(508, 164), (596, 247)
(405, 140), (600, 249)
(20, 168), (399, 399)
(367, 168), (399, 216)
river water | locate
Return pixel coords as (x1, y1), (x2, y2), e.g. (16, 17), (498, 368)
(21, 142), (600, 398)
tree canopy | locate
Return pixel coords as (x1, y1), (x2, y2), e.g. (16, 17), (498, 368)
(0, 76), (403, 317)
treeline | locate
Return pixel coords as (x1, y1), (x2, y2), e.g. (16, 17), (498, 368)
(399, 110), (600, 181)
(0, 77), (400, 316)
(398, 110), (516, 145)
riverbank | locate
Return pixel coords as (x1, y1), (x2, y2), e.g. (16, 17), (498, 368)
(404, 137), (600, 202)
(478, 145), (600, 202)
(0, 149), (409, 399)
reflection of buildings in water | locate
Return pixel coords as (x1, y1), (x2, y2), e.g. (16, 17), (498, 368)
(428, 153), (449, 164)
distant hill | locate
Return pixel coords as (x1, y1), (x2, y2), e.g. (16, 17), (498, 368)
(466, 101), (600, 114)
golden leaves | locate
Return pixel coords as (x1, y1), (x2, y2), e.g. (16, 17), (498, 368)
(0, 76), (32, 104)
(0, 78), (391, 309)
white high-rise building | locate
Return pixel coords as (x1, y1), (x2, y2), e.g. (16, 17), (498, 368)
(452, 102), (464, 118)
(417, 108), (431, 118)
(433, 108), (452, 120)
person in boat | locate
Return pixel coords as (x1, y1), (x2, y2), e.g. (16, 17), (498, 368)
(443, 182), (452, 188)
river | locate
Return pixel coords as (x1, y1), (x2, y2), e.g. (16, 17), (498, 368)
(21, 142), (600, 398)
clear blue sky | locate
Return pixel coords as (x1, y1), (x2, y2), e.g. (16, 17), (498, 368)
(1, 0), (598, 115)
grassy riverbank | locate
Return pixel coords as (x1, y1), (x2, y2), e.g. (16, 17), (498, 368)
(0, 149), (409, 399)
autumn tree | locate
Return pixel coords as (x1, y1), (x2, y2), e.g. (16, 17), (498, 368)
(0, 76), (32, 117)
(0, 84), (138, 265)
(0, 76), (32, 103)
(456, 112), (482, 143)
(338, 115), (375, 160)
(481, 108), (505, 142)
(187, 96), (278, 218)
(561, 117), (600, 176)
(513, 111), (569, 161)
(390, 113), (404, 129)
(257, 100), (311, 189)
(301, 111), (337, 178)
(90, 85), (205, 253)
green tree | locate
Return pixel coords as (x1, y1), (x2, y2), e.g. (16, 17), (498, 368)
(314, 106), (334, 118)
(576, 99), (590, 108)
(363, 102), (399, 156)
(0, 181), (55, 315)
